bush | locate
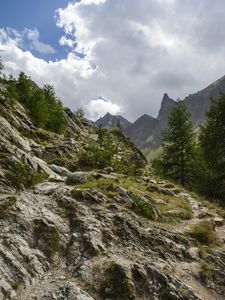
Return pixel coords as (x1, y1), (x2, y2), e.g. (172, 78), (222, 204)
(6, 161), (48, 189)
(0, 196), (17, 217)
(34, 222), (62, 259)
(132, 195), (158, 220)
(189, 221), (217, 245)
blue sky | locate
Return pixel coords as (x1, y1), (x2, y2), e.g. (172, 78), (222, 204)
(0, 0), (71, 61)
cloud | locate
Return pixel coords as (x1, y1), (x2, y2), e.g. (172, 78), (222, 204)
(86, 98), (122, 119)
(0, 27), (55, 54)
(2, 0), (225, 121)
(25, 29), (55, 54)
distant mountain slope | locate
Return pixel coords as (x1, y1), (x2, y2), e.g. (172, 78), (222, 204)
(124, 114), (158, 149)
(184, 74), (225, 126)
(95, 74), (225, 156)
(95, 112), (131, 130)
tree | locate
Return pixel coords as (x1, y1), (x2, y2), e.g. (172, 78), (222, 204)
(17, 72), (32, 106)
(199, 93), (225, 203)
(159, 101), (195, 186)
(0, 57), (4, 75)
(43, 85), (65, 133)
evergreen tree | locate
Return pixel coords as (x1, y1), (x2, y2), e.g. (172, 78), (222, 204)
(43, 85), (65, 133)
(160, 101), (195, 186)
(17, 72), (32, 106)
(0, 57), (4, 75)
(199, 93), (225, 203)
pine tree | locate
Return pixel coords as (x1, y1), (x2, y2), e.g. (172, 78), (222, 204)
(199, 93), (225, 203)
(0, 57), (4, 75)
(160, 101), (195, 186)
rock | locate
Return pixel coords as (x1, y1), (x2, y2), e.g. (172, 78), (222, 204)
(50, 164), (72, 176)
(103, 166), (113, 174)
(66, 172), (90, 185)
(155, 198), (166, 205)
(213, 217), (224, 227)
(61, 282), (94, 300)
(159, 187), (175, 196)
(117, 186), (131, 197)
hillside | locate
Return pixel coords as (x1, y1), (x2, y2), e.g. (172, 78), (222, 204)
(0, 78), (225, 300)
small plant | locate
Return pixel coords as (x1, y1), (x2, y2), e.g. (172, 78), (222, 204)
(189, 221), (217, 245)
(0, 196), (17, 217)
(132, 194), (158, 220)
(30, 172), (49, 185)
(100, 262), (134, 300)
(6, 161), (48, 189)
(34, 222), (62, 259)
(200, 261), (216, 278)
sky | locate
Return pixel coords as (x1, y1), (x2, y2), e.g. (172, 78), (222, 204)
(1, 0), (225, 121)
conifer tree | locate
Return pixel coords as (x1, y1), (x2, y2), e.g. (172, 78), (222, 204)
(199, 93), (225, 203)
(160, 101), (195, 185)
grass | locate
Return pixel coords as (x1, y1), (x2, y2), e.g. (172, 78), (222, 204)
(100, 262), (134, 300)
(0, 196), (17, 217)
(34, 222), (62, 259)
(74, 177), (119, 198)
(6, 161), (48, 189)
(189, 221), (217, 245)
(132, 194), (158, 220)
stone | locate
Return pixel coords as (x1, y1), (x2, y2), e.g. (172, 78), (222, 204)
(50, 164), (72, 176)
(213, 217), (224, 227)
(66, 172), (90, 185)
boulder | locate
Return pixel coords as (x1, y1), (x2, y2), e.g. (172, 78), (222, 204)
(66, 172), (90, 185)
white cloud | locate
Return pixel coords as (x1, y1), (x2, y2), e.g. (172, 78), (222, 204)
(86, 98), (122, 119)
(2, 0), (225, 121)
(0, 28), (55, 55)
(25, 29), (55, 54)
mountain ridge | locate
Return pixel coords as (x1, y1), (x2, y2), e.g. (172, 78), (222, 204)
(96, 74), (225, 154)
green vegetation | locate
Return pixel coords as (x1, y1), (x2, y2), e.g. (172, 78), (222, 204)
(0, 57), (3, 75)
(77, 126), (145, 175)
(57, 199), (81, 229)
(100, 262), (134, 300)
(6, 161), (48, 189)
(34, 222), (62, 259)
(132, 194), (157, 220)
(152, 94), (225, 207)
(152, 101), (195, 186)
(189, 221), (217, 245)
(0, 196), (17, 217)
(159, 196), (193, 222)
(3, 70), (66, 133)
(197, 93), (225, 204)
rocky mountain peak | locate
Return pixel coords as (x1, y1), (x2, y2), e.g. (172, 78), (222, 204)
(157, 93), (176, 120)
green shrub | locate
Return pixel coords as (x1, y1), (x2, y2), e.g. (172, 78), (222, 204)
(0, 196), (17, 217)
(6, 161), (48, 189)
(30, 172), (49, 185)
(34, 222), (62, 259)
(189, 221), (217, 245)
(132, 195), (157, 220)
(100, 262), (134, 300)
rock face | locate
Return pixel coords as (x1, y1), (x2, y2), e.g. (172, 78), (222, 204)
(0, 81), (225, 300)
(124, 114), (158, 149)
(95, 112), (131, 130)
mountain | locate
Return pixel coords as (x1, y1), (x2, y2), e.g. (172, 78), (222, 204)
(95, 112), (131, 130)
(1, 77), (225, 300)
(121, 75), (225, 155)
(124, 114), (158, 149)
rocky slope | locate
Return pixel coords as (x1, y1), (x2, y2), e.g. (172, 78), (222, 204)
(0, 82), (225, 300)
(95, 113), (131, 130)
